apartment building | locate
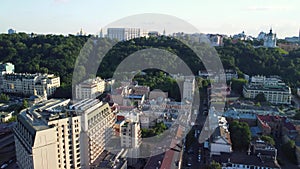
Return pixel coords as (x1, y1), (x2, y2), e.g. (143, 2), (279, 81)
(183, 76), (195, 101)
(243, 75), (291, 104)
(14, 99), (81, 169)
(107, 28), (141, 41)
(0, 62), (15, 90)
(70, 99), (115, 168)
(75, 77), (105, 100)
(3, 73), (60, 97)
(210, 116), (232, 156)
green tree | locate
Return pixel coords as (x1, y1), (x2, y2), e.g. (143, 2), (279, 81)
(0, 93), (10, 102)
(293, 110), (300, 120)
(282, 140), (297, 164)
(229, 120), (251, 151)
(231, 78), (247, 95)
(22, 99), (29, 109)
(255, 92), (267, 102)
(205, 161), (221, 169)
(261, 135), (275, 146)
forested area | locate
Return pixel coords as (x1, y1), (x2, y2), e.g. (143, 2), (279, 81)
(0, 33), (299, 98)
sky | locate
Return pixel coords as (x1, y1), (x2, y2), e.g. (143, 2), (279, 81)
(1, 0), (300, 38)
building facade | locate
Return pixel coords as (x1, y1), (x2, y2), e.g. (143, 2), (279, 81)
(107, 28), (141, 41)
(14, 99), (81, 169)
(70, 99), (115, 168)
(0, 62), (15, 90)
(264, 29), (277, 48)
(75, 77), (106, 100)
(243, 76), (291, 104)
(3, 73), (60, 97)
(183, 77), (195, 101)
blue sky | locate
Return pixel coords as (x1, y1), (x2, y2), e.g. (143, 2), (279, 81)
(1, 0), (300, 38)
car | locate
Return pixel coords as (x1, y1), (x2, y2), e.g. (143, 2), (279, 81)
(198, 155), (201, 162)
(1, 163), (8, 169)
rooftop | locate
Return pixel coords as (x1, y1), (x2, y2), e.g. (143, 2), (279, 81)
(18, 99), (71, 133)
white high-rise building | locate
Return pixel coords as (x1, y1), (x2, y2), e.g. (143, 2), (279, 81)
(70, 99), (115, 168)
(107, 28), (141, 41)
(120, 118), (141, 165)
(14, 99), (81, 169)
(183, 77), (195, 101)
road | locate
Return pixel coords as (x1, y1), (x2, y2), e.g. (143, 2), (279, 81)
(181, 98), (212, 169)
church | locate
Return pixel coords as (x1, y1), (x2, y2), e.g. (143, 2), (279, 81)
(263, 28), (277, 48)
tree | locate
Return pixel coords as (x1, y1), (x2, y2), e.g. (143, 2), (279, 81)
(229, 120), (251, 151)
(22, 99), (29, 109)
(255, 92), (267, 102)
(261, 135), (275, 146)
(0, 93), (10, 102)
(231, 78), (247, 95)
(205, 161), (221, 169)
(282, 140), (297, 164)
(293, 110), (300, 120)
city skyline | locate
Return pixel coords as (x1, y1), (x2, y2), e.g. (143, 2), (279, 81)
(2, 0), (300, 38)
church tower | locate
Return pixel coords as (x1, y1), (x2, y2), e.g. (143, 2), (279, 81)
(99, 28), (103, 38)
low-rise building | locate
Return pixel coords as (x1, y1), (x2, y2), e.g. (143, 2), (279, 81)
(0, 111), (14, 123)
(210, 116), (232, 156)
(223, 109), (257, 126)
(3, 73), (60, 97)
(243, 75), (291, 104)
(75, 77), (105, 100)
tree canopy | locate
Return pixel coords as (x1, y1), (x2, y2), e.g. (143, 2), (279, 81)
(229, 120), (251, 151)
(0, 33), (299, 98)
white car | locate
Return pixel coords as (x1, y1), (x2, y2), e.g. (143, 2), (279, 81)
(1, 164), (8, 169)
(198, 155), (201, 162)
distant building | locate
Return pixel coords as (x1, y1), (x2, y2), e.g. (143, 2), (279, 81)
(183, 77), (195, 101)
(225, 69), (238, 81)
(148, 31), (159, 37)
(75, 77), (106, 100)
(0, 62), (15, 90)
(107, 28), (141, 41)
(120, 121), (141, 165)
(206, 34), (224, 46)
(233, 31), (247, 40)
(284, 29), (300, 43)
(257, 31), (266, 40)
(8, 28), (16, 34)
(77, 28), (86, 36)
(243, 75), (291, 104)
(3, 73), (60, 97)
(263, 29), (277, 48)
